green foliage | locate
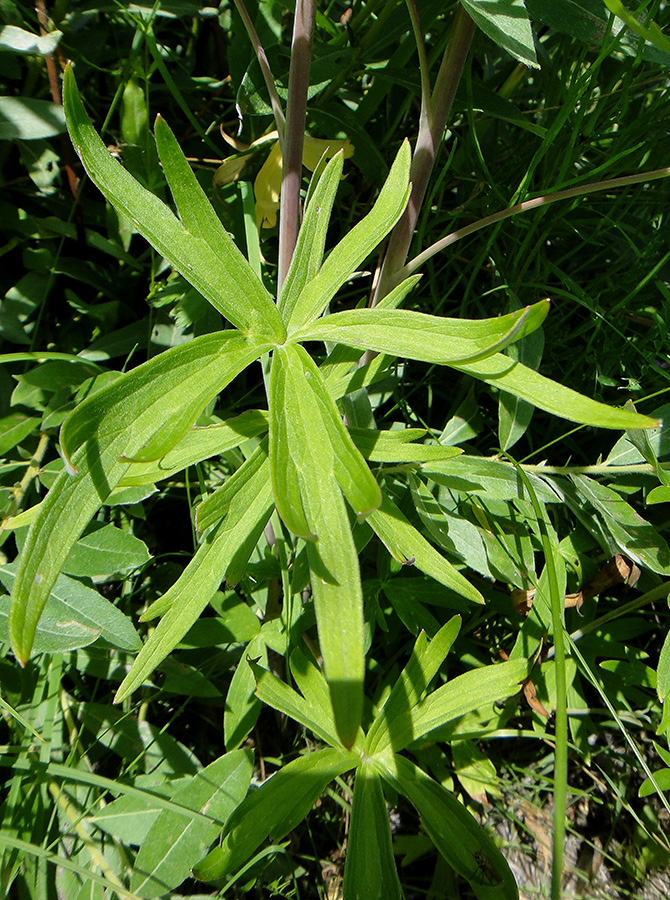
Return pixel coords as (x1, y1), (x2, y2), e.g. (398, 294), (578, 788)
(1, 0), (670, 898)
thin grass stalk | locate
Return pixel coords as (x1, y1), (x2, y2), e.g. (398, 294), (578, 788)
(400, 166), (670, 279)
(510, 460), (568, 900)
(231, 0), (286, 142)
(375, 5), (475, 302)
(278, 0), (315, 290)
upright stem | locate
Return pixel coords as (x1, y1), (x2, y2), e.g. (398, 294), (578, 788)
(278, 0), (315, 290)
(375, 6), (475, 301)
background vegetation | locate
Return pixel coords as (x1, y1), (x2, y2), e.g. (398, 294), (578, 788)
(1, 0), (670, 898)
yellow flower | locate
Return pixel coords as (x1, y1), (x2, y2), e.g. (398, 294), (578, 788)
(254, 135), (354, 228)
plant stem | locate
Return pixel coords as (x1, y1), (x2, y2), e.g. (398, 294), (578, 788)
(278, 0), (315, 290)
(375, 5), (475, 302)
(231, 0), (286, 141)
(401, 166), (670, 279)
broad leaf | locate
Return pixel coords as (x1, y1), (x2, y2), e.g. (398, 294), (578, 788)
(192, 749), (359, 882)
(461, 0), (538, 69)
(343, 762), (402, 900)
(63, 66), (284, 340)
(63, 523), (150, 578)
(0, 565), (140, 654)
(130, 751), (253, 898)
(290, 300), (550, 364)
(286, 141), (412, 331)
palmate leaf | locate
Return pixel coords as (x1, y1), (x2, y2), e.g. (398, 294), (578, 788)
(63, 66), (284, 341)
(10, 333), (266, 664)
(114, 454), (274, 703)
(290, 299), (550, 364)
(286, 141), (412, 332)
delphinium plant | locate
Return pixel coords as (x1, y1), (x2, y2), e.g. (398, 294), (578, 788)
(2, 1), (670, 898)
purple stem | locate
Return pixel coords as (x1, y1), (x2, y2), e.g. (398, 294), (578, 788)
(375, 6), (476, 301)
(278, 0), (315, 290)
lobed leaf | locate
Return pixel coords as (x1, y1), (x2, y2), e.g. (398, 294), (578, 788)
(278, 151), (345, 322)
(376, 754), (518, 899)
(452, 352), (659, 430)
(286, 141), (412, 332)
(290, 299), (550, 364)
(366, 617), (461, 755)
(342, 762), (402, 900)
(193, 749), (359, 882)
(63, 66), (284, 340)
(367, 493), (484, 605)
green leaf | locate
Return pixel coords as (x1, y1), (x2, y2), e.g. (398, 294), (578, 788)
(0, 569), (139, 654)
(569, 474), (670, 575)
(290, 300), (550, 365)
(367, 493), (484, 605)
(130, 751), (253, 898)
(63, 66), (284, 340)
(452, 352), (659, 430)
(366, 618), (462, 755)
(278, 151), (345, 322)
(269, 346), (368, 746)
(195, 440), (270, 534)
(422, 456), (560, 504)
(268, 349), (316, 540)
(0, 97), (66, 140)
(62, 523), (150, 578)
(114, 459), (273, 702)
(343, 762), (402, 900)
(61, 332), (267, 470)
(192, 748), (359, 882)
(498, 325), (544, 451)
(306, 483), (365, 749)
(252, 658), (341, 748)
(350, 427), (462, 463)
(0, 25), (63, 56)
(10, 334), (264, 664)
(461, 0), (538, 68)
(119, 409), (269, 487)
(292, 345), (381, 517)
(286, 141), (412, 332)
(376, 754), (518, 899)
(383, 658), (530, 753)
